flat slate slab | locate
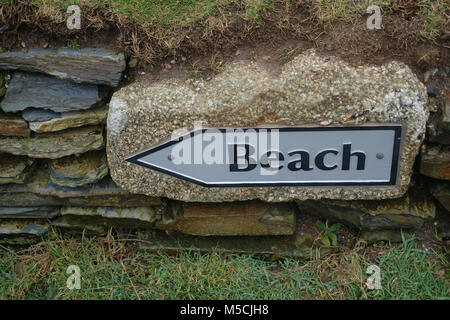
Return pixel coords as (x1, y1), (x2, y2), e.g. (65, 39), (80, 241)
(29, 105), (108, 133)
(1, 72), (102, 113)
(0, 192), (163, 208)
(49, 150), (109, 187)
(61, 206), (166, 228)
(0, 168), (163, 207)
(0, 48), (125, 86)
(420, 144), (450, 180)
(0, 207), (59, 219)
(162, 201), (297, 236)
(107, 49), (428, 202)
(22, 108), (61, 122)
(0, 219), (48, 245)
(138, 230), (329, 260)
(0, 154), (35, 184)
(431, 181), (450, 212)
(0, 110), (30, 137)
(0, 126), (104, 159)
(297, 192), (435, 231)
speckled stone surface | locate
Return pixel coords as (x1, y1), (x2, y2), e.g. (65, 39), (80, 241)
(107, 49), (428, 202)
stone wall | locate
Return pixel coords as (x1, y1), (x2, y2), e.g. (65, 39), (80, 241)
(0, 48), (448, 254)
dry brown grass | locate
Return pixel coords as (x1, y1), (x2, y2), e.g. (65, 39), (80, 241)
(0, 0), (448, 65)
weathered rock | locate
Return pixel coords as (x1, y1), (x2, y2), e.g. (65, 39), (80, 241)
(426, 84), (438, 97)
(426, 116), (450, 145)
(107, 49), (428, 202)
(22, 108), (61, 122)
(29, 105), (108, 133)
(0, 192), (163, 207)
(0, 48), (125, 86)
(0, 154), (35, 184)
(53, 204), (170, 235)
(0, 110), (30, 137)
(0, 126), (104, 159)
(436, 215), (450, 240)
(162, 201), (297, 236)
(0, 192), (61, 207)
(425, 91), (450, 145)
(51, 216), (106, 235)
(49, 151), (109, 187)
(61, 205), (166, 228)
(440, 90), (450, 131)
(420, 144), (450, 180)
(0, 71), (6, 98)
(0, 219), (48, 245)
(297, 193), (435, 231)
(0, 207), (59, 219)
(0, 86), (5, 98)
(431, 181), (450, 212)
(138, 229), (329, 260)
(1, 72), (102, 113)
(0, 168), (163, 206)
(0, 168), (136, 197)
(360, 229), (413, 244)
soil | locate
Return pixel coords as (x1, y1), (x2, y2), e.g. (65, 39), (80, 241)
(1, 2), (448, 85)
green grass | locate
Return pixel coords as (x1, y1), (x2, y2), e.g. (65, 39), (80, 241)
(2, 0), (447, 63)
(27, 0), (275, 26)
(0, 233), (448, 299)
(14, 0), (448, 39)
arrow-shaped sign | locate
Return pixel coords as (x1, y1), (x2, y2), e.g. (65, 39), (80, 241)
(126, 126), (401, 187)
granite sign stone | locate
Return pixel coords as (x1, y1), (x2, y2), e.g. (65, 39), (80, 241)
(107, 49), (428, 202)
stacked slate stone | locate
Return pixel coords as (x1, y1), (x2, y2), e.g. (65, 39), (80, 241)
(0, 48), (162, 244)
(107, 49), (443, 249)
(0, 47), (447, 255)
(420, 71), (450, 240)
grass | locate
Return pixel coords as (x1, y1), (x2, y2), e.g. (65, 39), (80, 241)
(0, 231), (448, 299)
(1, 0), (448, 63)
